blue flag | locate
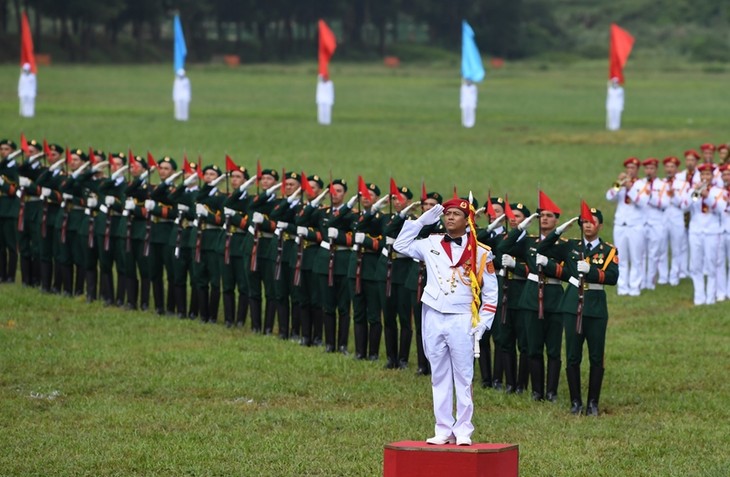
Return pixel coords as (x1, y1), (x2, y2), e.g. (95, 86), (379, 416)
(174, 14), (187, 73)
(461, 21), (485, 83)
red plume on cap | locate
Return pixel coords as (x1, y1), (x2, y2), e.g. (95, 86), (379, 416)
(390, 178), (405, 203)
(301, 170), (315, 199)
(538, 190), (561, 215)
(358, 175), (372, 202)
(43, 138), (50, 157)
(20, 133), (29, 155)
(486, 189), (497, 220)
(225, 155), (238, 172)
(452, 185), (458, 199)
(147, 152), (157, 168)
(580, 199), (596, 226)
(88, 147), (97, 165)
(503, 194), (516, 220)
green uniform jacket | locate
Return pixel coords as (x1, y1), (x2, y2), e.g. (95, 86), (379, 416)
(376, 213), (416, 285)
(195, 185), (226, 252)
(312, 204), (354, 276)
(242, 192), (278, 257)
(58, 171), (96, 234)
(346, 209), (386, 281)
(18, 160), (44, 224)
(0, 157), (20, 218)
(121, 178), (150, 241)
(165, 185), (199, 249)
(222, 190), (252, 258)
(148, 182), (176, 245)
(294, 203), (325, 271)
(267, 197), (300, 263)
(97, 176), (127, 239)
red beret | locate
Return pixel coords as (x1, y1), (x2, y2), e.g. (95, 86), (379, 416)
(700, 143), (715, 152)
(642, 158), (659, 167)
(684, 149), (700, 160)
(697, 163), (715, 172)
(442, 198), (472, 217)
(718, 143), (729, 152)
(663, 156), (680, 166)
(719, 164), (730, 172)
(623, 157), (640, 167)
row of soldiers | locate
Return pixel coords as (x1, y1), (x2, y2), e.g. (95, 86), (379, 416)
(607, 143), (730, 305)
(0, 136), (618, 415)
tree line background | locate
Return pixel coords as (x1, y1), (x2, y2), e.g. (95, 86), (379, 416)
(1, 0), (729, 64)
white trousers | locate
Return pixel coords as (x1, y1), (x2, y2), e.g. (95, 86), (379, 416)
(20, 96), (35, 117)
(614, 223), (645, 295)
(643, 221), (664, 290)
(317, 103), (332, 125)
(461, 108), (476, 128)
(174, 100), (189, 121)
(689, 232), (720, 305)
(606, 108), (622, 131)
(422, 305), (474, 440)
(657, 217), (687, 286)
(716, 233), (730, 301)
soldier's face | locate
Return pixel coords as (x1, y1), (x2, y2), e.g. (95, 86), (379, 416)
(510, 211), (526, 229)
(130, 160), (144, 177)
(393, 197), (410, 213)
(722, 170), (730, 186)
(259, 174), (276, 189)
(331, 184), (345, 205)
(361, 193), (377, 209)
(700, 170), (713, 183)
(443, 208), (467, 235)
(28, 145), (41, 156)
(720, 148), (730, 162)
(702, 149), (714, 163)
(644, 164), (657, 178)
(625, 163), (638, 178)
(203, 170), (218, 184)
(69, 155), (84, 170)
(284, 178), (299, 197)
(540, 211), (557, 232)
(308, 180), (322, 198)
(664, 162), (677, 177)
(581, 217), (602, 241)
(230, 171), (244, 189)
(111, 157), (125, 172)
(422, 198), (439, 211)
(48, 151), (61, 164)
(685, 156), (698, 170)
(492, 203), (504, 217)
(158, 162), (173, 180)
(0, 144), (12, 158)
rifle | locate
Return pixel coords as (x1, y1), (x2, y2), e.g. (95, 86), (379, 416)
(500, 267), (510, 325)
(194, 213), (203, 263)
(60, 200), (70, 244)
(385, 242), (393, 298)
(223, 213), (232, 265)
(293, 235), (304, 286)
(327, 231), (336, 287)
(103, 199), (113, 252)
(274, 227), (285, 280)
(576, 227), (586, 335)
(17, 185), (26, 233)
(41, 198), (49, 238)
(124, 208), (132, 252)
(250, 222), (260, 272)
(416, 262), (426, 302)
(86, 198), (96, 249)
(174, 209), (184, 259)
(354, 197), (364, 295)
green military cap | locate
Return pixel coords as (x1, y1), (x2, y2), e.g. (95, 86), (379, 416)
(590, 207), (603, 224)
(490, 197), (505, 206)
(0, 139), (17, 149)
(231, 166), (250, 179)
(284, 171), (302, 183)
(159, 156), (178, 170)
(308, 174), (324, 188)
(72, 148), (89, 161)
(367, 183), (381, 196)
(331, 178), (348, 191)
(511, 203), (530, 216)
(28, 138), (41, 149)
(398, 186), (413, 200)
(49, 144), (64, 153)
(203, 164), (222, 176)
(261, 168), (279, 180)
(425, 192), (443, 204)
(133, 156), (149, 170)
(110, 151), (126, 164)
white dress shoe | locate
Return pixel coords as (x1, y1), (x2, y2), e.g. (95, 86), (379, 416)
(426, 435), (455, 445)
(456, 436), (472, 446)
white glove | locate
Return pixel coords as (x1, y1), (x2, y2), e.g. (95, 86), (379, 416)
(62, 193), (73, 201)
(91, 160), (109, 173)
(15, 189), (22, 198)
(99, 204), (109, 214)
(210, 173), (228, 187)
(28, 152), (45, 164)
(536, 253), (548, 267)
(144, 199), (155, 211)
(355, 232), (365, 244)
(19, 176), (31, 188)
(111, 165), (129, 180)
(252, 212), (264, 224)
(502, 254), (516, 269)
(276, 221), (288, 229)
(183, 173), (198, 186)
(577, 260), (590, 274)
(124, 198), (135, 211)
(165, 170), (183, 185)
(556, 216), (580, 235)
(71, 161), (90, 178)
(416, 203), (443, 225)
(327, 227), (338, 240)
(399, 201), (420, 218)
(49, 159), (65, 172)
(266, 182), (282, 196)
(140, 170), (150, 181)
(105, 196), (115, 207)
(0, 177), (4, 186)
(41, 187), (52, 198)
(474, 206), (486, 217)
(297, 226), (308, 237)
(195, 203), (208, 217)
(287, 187), (302, 203)
(518, 212), (540, 231)
(87, 197), (98, 208)
(178, 204), (190, 213)
(371, 195), (389, 212)
(486, 214), (506, 232)
(223, 207), (235, 217)
(346, 194), (358, 208)
(239, 176), (257, 192)
(469, 321), (489, 342)
(310, 189), (329, 208)
(385, 236), (395, 246)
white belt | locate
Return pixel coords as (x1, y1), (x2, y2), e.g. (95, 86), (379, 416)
(25, 196), (42, 202)
(320, 241), (348, 252)
(527, 273), (562, 285)
(247, 225), (273, 238)
(568, 276), (604, 290)
(381, 247), (408, 259)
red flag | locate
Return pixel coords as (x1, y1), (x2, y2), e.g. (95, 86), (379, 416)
(147, 152), (157, 169)
(328, 174), (335, 198)
(197, 155), (203, 179)
(318, 20), (337, 79)
(609, 23), (634, 84)
(503, 194), (516, 220)
(43, 138), (50, 157)
(225, 155), (238, 172)
(65, 146), (71, 164)
(129, 153), (138, 169)
(88, 147), (97, 166)
(20, 133), (29, 155)
(580, 200), (597, 226)
(420, 179), (427, 202)
(390, 178), (405, 204)
(280, 168), (286, 198)
(538, 190), (561, 215)
(183, 155), (193, 175)
(301, 170), (315, 199)
(486, 190), (497, 220)
(452, 185), (458, 199)
(256, 159), (262, 185)
(20, 11), (37, 74)
(128, 148), (134, 162)
(358, 175), (372, 202)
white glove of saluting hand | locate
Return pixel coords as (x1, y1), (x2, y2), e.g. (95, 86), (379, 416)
(577, 260), (590, 274)
(416, 203), (443, 225)
(86, 197), (98, 208)
(535, 253), (548, 267)
(183, 173), (198, 187)
(310, 189), (329, 208)
(370, 195), (389, 213)
(399, 201), (420, 218)
(518, 212), (539, 231)
(556, 216), (580, 235)
(346, 194), (358, 209)
(501, 254), (516, 269)
(223, 207), (234, 217)
(486, 214), (506, 232)
(165, 171), (183, 185)
(239, 176), (257, 192)
(327, 227), (338, 240)
(195, 204), (208, 217)
(276, 221), (288, 230)
(469, 321), (489, 342)
(287, 188), (301, 203)
(266, 182), (282, 196)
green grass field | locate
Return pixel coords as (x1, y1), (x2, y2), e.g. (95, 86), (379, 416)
(1, 61), (730, 476)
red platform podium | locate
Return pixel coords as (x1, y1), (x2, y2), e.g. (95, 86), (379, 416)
(383, 441), (519, 477)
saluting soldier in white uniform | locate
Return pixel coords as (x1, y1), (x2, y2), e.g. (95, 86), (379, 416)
(18, 63), (37, 118)
(656, 156), (689, 286)
(606, 77), (624, 131)
(460, 80), (478, 128)
(316, 74), (334, 126)
(173, 69), (191, 121)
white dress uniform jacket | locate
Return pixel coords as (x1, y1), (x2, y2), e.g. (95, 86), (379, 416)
(18, 71), (37, 118)
(606, 84), (624, 131)
(460, 83), (478, 128)
(655, 176), (688, 285)
(606, 179), (644, 295)
(316, 77), (334, 125)
(173, 75), (191, 121)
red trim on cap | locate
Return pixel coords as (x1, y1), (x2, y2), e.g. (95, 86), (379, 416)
(623, 157), (640, 167)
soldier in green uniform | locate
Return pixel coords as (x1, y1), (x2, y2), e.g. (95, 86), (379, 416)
(0, 139), (20, 283)
(17, 139), (45, 287)
(122, 156), (152, 310)
(349, 183), (387, 360)
(537, 209), (618, 416)
(35, 144), (65, 293)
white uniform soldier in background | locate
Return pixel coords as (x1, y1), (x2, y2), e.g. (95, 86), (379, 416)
(18, 62), (37, 118)
(657, 156), (689, 286)
(606, 157), (644, 296)
(606, 77), (624, 131)
(316, 74), (334, 125)
(716, 164), (730, 301)
(682, 163), (726, 306)
(676, 149), (701, 279)
(460, 80), (478, 128)
(394, 197), (497, 446)
(173, 68), (191, 121)
(637, 158), (664, 290)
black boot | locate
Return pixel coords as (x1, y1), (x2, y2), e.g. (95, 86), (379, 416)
(115, 271), (126, 307)
(40, 261), (53, 293)
(397, 325), (412, 369)
(503, 351), (517, 394)
(237, 293), (248, 327)
(354, 323), (368, 360)
(516, 353), (529, 394)
(175, 286), (187, 319)
(529, 356), (545, 401)
(223, 291), (235, 328)
(323, 312), (336, 352)
(7, 251), (17, 283)
(299, 305), (311, 346)
(264, 300), (276, 334)
(566, 364), (583, 415)
(0, 251), (6, 282)
(126, 277), (138, 310)
(166, 281), (175, 315)
(74, 265), (84, 296)
(277, 301), (290, 339)
(249, 298), (262, 333)
(290, 304), (301, 341)
(383, 324), (398, 369)
(31, 259), (40, 287)
(103, 272), (115, 306)
(53, 261), (63, 294)
(311, 307), (324, 346)
(493, 345), (504, 390)
(478, 334), (492, 388)
(86, 269), (98, 303)
(209, 288), (220, 324)
(20, 257), (32, 286)
(140, 278), (150, 311)
(62, 264), (73, 297)
(586, 366), (605, 416)
(545, 358), (562, 402)
(368, 322), (382, 361)
(198, 287), (210, 323)
(188, 286), (199, 319)
(153, 281), (165, 315)
(337, 312), (350, 354)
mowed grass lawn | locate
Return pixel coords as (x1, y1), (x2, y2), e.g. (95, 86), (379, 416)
(1, 60), (730, 476)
